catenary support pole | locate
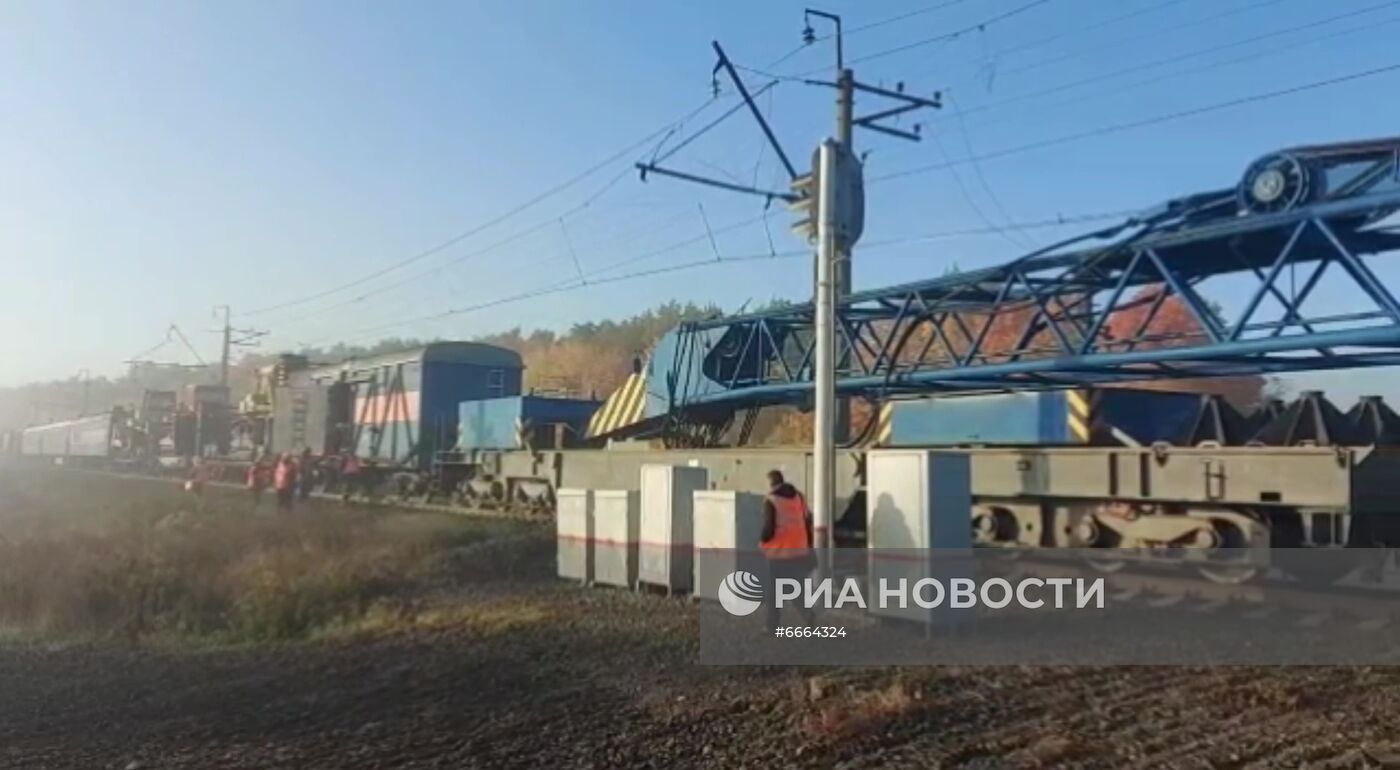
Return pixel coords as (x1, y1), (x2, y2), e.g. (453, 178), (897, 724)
(814, 138), (839, 554)
(833, 68), (854, 443)
(216, 305), (232, 388)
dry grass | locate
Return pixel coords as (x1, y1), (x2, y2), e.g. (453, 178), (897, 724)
(332, 598), (554, 638)
(0, 469), (540, 644)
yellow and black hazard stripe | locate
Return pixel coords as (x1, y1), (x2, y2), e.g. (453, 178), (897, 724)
(587, 373), (649, 439)
(855, 402), (896, 448)
(870, 402), (894, 447)
(1066, 389), (1098, 444)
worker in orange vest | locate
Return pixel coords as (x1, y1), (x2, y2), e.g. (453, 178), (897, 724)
(247, 457), (271, 512)
(340, 453), (363, 502)
(185, 457), (211, 513)
(274, 454), (299, 514)
(760, 469), (816, 630)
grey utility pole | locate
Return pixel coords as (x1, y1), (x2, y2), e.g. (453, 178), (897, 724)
(834, 66), (853, 297)
(803, 8), (939, 556)
(217, 305), (232, 388)
(212, 306), (266, 389)
(632, 13), (940, 556)
(813, 139), (839, 552)
(809, 9), (854, 442)
(834, 66), (855, 443)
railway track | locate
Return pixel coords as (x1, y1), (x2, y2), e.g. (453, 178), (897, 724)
(1002, 554), (1400, 629)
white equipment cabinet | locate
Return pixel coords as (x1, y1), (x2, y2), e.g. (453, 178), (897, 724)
(691, 490), (766, 602)
(866, 450), (973, 625)
(592, 490), (640, 589)
(638, 464), (709, 594)
(555, 488), (593, 584)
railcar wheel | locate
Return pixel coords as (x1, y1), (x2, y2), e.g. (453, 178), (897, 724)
(1196, 517), (1261, 584)
(1084, 556), (1127, 573)
(1197, 564), (1260, 584)
(1064, 509), (1128, 572)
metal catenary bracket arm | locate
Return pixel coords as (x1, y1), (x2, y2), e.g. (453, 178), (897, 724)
(633, 163), (798, 203)
(712, 41), (799, 181)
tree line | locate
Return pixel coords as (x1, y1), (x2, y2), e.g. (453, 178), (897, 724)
(2, 292), (1272, 435)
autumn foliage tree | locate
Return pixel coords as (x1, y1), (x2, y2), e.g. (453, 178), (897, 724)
(478, 301), (720, 399)
(1100, 285), (1266, 408)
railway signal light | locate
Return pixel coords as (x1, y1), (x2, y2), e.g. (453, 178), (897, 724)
(790, 145), (864, 247)
(789, 171), (819, 243)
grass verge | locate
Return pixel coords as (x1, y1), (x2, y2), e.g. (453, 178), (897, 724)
(0, 468), (545, 644)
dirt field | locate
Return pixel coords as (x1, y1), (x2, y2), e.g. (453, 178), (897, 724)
(3, 469), (1400, 769)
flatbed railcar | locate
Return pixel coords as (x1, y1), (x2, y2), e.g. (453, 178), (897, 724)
(443, 389), (1400, 584)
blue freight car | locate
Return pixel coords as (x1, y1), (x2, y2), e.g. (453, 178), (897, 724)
(309, 342), (524, 467)
(458, 395), (602, 451)
(877, 388), (1204, 447)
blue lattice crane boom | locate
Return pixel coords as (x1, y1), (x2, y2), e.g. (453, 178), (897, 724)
(623, 137), (1400, 433)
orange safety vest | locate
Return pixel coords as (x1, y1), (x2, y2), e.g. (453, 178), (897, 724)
(761, 493), (811, 558)
(274, 461), (298, 492)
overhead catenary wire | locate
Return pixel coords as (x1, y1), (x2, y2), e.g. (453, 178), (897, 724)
(990, 0), (1290, 82)
(951, 11), (1400, 138)
(789, 0), (1054, 76)
(939, 91), (1039, 250)
(918, 0), (1226, 89)
(126, 329), (176, 363)
(321, 209), (1142, 348)
(939, 0), (1196, 80)
(559, 218), (588, 285)
(262, 153), (704, 328)
(763, 0), (977, 69)
(169, 325), (208, 367)
(267, 2), (1386, 356)
(861, 209), (1142, 249)
(850, 0), (1055, 68)
(920, 0), (1400, 127)
(271, 217), (562, 327)
(298, 206), (1142, 350)
(298, 251), (799, 349)
(844, 0), (980, 37)
(925, 128), (1034, 251)
(651, 81), (777, 166)
(289, 3), (1360, 352)
(274, 204), (716, 340)
(238, 94), (728, 319)
(865, 1), (1400, 176)
(267, 207), (783, 346)
(261, 82), (787, 330)
(872, 60), (1400, 184)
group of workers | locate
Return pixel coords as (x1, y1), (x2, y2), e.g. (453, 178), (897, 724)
(243, 449), (370, 511)
(245, 449), (310, 512)
(184, 448), (370, 513)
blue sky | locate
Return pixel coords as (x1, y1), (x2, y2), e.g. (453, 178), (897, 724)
(4, 0), (1400, 401)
